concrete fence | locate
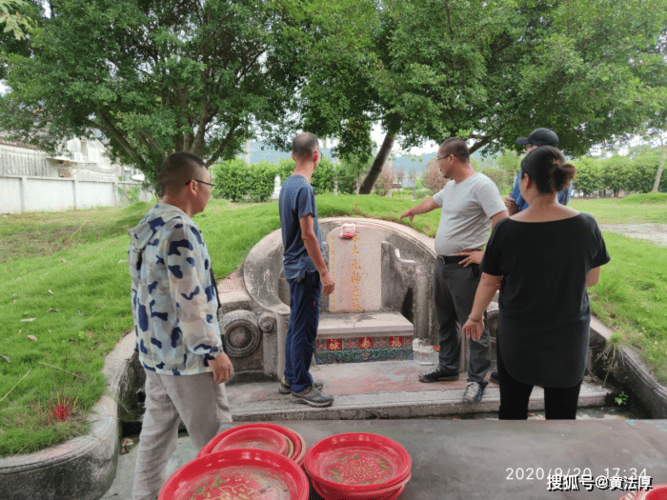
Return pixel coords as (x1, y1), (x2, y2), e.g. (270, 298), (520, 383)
(0, 175), (152, 214)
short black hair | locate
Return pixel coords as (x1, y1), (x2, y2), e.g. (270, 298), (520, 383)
(292, 132), (320, 160)
(520, 146), (576, 194)
(440, 137), (470, 162)
(158, 152), (207, 197)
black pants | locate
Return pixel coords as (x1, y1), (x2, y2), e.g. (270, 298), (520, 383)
(497, 338), (582, 420)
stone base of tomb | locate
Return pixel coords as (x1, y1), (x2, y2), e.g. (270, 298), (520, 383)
(315, 311), (414, 364)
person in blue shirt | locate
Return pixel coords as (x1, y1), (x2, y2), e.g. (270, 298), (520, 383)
(278, 132), (335, 407)
(505, 128), (573, 215)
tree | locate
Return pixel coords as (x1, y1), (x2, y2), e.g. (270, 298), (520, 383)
(336, 154), (369, 194)
(645, 132), (667, 193)
(0, 0), (303, 189)
(0, 0), (29, 40)
(572, 157), (603, 197)
(628, 146), (666, 193)
(296, 0), (667, 193)
(601, 156), (633, 197)
(311, 157), (336, 194)
(394, 166), (405, 186)
(374, 162), (393, 197)
(422, 158), (448, 194)
(298, 0), (508, 193)
(0, 0), (42, 81)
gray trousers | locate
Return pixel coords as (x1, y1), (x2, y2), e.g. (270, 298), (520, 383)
(131, 370), (232, 500)
(433, 259), (491, 386)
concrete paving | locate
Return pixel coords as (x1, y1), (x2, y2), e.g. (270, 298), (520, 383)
(104, 418), (667, 500)
(100, 345), (637, 500)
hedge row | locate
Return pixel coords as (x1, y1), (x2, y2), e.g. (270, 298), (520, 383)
(573, 149), (666, 197)
(210, 157), (358, 202)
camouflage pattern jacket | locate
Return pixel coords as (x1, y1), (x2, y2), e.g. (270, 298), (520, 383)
(128, 203), (222, 375)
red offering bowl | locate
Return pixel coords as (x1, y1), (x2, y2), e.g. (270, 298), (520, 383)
(312, 474), (411, 500)
(213, 426), (288, 456)
(158, 449), (309, 500)
(636, 484), (667, 500)
(305, 433), (411, 492)
(198, 423), (307, 465)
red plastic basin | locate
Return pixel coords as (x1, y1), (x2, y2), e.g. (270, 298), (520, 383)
(198, 423), (307, 465)
(636, 484), (667, 500)
(305, 432), (411, 492)
(158, 449), (309, 500)
(212, 426), (288, 456)
(312, 474), (411, 500)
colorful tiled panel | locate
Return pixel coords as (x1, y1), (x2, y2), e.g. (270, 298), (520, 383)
(315, 336), (413, 364)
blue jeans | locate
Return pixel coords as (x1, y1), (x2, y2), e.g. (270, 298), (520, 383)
(284, 271), (322, 393)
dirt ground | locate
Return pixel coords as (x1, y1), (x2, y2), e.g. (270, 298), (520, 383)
(600, 223), (667, 247)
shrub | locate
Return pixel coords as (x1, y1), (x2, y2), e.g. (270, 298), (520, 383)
(482, 167), (514, 196)
(247, 161), (279, 202)
(601, 156), (633, 197)
(117, 184), (142, 204)
(311, 157), (336, 194)
(277, 159), (295, 185)
(573, 157), (603, 197)
(211, 159), (248, 201)
(211, 159), (278, 202)
(336, 166), (358, 194)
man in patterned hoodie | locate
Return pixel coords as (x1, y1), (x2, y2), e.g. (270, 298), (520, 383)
(128, 152), (233, 500)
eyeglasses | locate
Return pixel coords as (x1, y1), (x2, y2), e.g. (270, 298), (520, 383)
(436, 153), (458, 162)
(186, 179), (216, 188)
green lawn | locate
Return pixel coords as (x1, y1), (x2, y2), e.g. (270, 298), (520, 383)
(0, 193), (665, 455)
(569, 193), (667, 224)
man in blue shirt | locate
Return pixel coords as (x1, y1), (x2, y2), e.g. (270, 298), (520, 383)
(278, 132), (335, 407)
(505, 128), (572, 215)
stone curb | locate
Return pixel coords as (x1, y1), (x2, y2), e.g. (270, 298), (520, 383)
(229, 385), (609, 422)
(0, 333), (137, 500)
(590, 316), (667, 418)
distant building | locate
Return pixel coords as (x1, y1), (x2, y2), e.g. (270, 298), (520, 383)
(0, 134), (138, 181)
(0, 133), (150, 213)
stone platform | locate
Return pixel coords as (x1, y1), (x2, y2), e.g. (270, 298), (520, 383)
(315, 311), (414, 364)
(225, 344), (611, 422)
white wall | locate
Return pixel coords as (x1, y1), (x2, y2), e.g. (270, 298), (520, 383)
(0, 176), (152, 214)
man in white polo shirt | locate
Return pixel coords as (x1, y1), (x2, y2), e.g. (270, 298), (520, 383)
(400, 137), (508, 403)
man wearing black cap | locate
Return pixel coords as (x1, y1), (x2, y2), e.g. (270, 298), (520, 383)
(504, 128), (572, 215)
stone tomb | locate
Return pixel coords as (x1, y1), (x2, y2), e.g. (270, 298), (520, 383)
(234, 217), (438, 380)
(315, 224), (414, 363)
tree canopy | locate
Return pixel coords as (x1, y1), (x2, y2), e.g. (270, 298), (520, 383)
(0, 0), (305, 188)
(294, 0), (667, 192)
(1, 0), (665, 193)
(0, 0), (30, 40)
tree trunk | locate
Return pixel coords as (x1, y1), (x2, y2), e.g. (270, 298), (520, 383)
(652, 138), (665, 193)
(359, 123), (400, 195)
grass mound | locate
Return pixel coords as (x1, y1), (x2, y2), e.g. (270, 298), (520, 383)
(618, 193), (667, 204)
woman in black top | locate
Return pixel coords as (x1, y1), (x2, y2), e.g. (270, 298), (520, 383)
(462, 146), (610, 419)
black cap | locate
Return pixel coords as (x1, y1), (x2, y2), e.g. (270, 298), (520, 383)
(516, 128), (559, 147)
